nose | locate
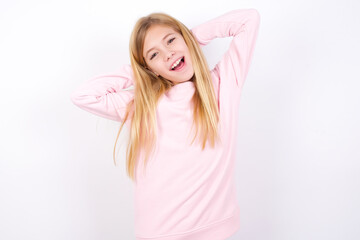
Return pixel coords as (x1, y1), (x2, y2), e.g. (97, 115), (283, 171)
(165, 50), (175, 61)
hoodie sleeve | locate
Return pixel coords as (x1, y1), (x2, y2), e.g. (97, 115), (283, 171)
(190, 8), (260, 93)
(70, 64), (135, 122)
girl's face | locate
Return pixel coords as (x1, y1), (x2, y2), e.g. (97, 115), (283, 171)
(142, 25), (194, 85)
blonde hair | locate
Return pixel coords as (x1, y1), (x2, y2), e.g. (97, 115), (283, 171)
(113, 12), (220, 182)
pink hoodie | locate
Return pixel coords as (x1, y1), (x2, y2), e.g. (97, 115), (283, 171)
(71, 8), (260, 240)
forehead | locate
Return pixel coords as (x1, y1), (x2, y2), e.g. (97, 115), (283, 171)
(143, 25), (177, 53)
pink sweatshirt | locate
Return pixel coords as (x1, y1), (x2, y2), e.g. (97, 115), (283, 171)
(71, 8), (260, 240)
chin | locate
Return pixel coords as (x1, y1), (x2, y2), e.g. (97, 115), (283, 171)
(171, 79), (187, 85)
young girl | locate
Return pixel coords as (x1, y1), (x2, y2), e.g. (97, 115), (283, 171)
(71, 8), (260, 240)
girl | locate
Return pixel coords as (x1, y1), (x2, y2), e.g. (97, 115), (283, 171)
(71, 8), (260, 240)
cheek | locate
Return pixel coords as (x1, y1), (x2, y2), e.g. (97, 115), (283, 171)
(147, 61), (158, 70)
(150, 62), (164, 74)
(154, 62), (162, 70)
(180, 39), (189, 49)
(183, 46), (191, 57)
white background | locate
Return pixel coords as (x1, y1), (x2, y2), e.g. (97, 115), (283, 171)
(1, 0), (359, 239)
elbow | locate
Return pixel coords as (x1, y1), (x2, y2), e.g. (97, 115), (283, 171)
(230, 8), (261, 29)
(246, 8), (261, 25)
(244, 8), (261, 31)
(70, 89), (82, 106)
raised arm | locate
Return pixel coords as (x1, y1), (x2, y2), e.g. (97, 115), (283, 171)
(190, 8), (260, 90)
(70, 64), (135, 122)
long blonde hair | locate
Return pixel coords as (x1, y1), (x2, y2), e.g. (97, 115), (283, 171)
(113, 12), (220, 182)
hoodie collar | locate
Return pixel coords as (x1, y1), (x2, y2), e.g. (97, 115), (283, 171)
(165, 80), (195, 101)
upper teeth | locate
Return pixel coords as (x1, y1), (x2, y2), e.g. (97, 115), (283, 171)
(171, 58), (182, 70)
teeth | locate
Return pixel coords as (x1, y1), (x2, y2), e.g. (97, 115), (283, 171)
(171, 57), (183, 70)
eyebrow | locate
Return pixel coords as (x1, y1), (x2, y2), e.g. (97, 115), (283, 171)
(145, 33), (174, 58)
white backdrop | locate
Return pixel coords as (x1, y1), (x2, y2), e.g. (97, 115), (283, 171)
(1, 0), (359, 239)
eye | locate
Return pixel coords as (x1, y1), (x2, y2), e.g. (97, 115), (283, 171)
(150, 52), (157, 60)
(168, 37), (175, 44)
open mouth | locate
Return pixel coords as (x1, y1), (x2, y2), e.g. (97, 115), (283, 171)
(170, 57), (185, 71)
